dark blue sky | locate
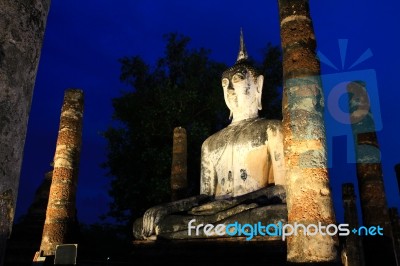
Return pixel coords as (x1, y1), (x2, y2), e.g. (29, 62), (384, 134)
(16, 0), (400, 225)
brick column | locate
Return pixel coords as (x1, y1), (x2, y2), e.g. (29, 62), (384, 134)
(39, 89), (84, 256)
(342, 183), (364, 266)
(277, 0), (338, 262)
(170, 127), (188, 201)
(347, 81), (391, 235)
(347, 81), (396, 265)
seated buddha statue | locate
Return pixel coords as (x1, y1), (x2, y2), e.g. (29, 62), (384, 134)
(133, 31), (287, 240)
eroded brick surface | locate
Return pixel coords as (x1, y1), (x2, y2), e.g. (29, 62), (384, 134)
(278, 0), (338, 262)
(40, 89), (83, 256)
(171, 127), (188, 201)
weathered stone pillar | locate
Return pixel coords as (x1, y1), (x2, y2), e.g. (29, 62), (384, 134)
(278, 0), (338, 262)
(170, 127), (188, 201)
(277, 0), (338, 262)
(347, 81), (396, 265)
(389, 208), (400, 266)
(347, 81), (391, 234)
(342, 183), (364, 266)
(39, 89), (84, 256)
(0, 1), (51, 264)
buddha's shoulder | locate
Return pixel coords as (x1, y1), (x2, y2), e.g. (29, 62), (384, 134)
(252, 118), (282, 131)
(202, 118), (282, 149)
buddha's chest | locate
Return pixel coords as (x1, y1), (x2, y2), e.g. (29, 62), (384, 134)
(210, 129), (270, 197)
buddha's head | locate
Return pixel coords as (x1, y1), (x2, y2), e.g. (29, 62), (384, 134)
(221, 29), (264, 122)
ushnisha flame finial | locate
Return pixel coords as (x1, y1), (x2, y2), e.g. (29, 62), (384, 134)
(222, 28), (260, 80)
(237, 28), (248, 61)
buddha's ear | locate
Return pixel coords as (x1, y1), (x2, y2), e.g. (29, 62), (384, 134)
(222, 78), (233, 120)
(256, 75), (264, 110)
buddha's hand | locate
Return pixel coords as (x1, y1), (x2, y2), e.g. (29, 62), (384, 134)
(141, 205), (168, 238)
(190, 199), (237, 215)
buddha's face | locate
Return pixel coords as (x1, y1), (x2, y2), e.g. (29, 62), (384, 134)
(222, 65), (263, 121)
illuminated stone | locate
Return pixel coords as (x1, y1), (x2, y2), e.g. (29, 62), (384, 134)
(0, 1), (51, 262)
(133, 30), (287, 240)
(39, 89), (83, 256)
(278, 0), (338, 262)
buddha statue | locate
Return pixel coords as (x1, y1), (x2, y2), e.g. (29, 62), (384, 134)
(133, 30), (287, 240)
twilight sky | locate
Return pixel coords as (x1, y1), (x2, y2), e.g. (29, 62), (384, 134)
(16, 0), (400, 225)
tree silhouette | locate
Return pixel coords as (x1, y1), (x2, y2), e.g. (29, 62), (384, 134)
(103, 33), (282, 224)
